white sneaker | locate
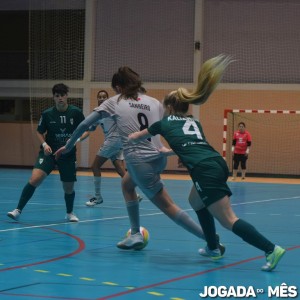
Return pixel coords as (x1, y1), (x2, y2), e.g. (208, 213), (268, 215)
(66, 212), (79, 222)
(85, 196), (103, 207)
(7, 209), (21, 221)
(117, 232), (144, 250)
(199, 246), (223, 260)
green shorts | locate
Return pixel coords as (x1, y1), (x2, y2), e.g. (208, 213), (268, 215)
(190, 156), (232, 207)
(34, 150), (77, 182)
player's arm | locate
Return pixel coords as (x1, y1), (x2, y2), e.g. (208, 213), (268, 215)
(76, 131), (90, 143)
(231, 135), (236, 152)
(128, 129), (152, 144)
(159, 146), (175, 157)
(36, 131), (52, 155)
(88, 123), (98, 132)
(245, 132), (252, 155)
(54, 110), (109, 159)
(246, 140), (251, 156)
(128, 126), (174, 156)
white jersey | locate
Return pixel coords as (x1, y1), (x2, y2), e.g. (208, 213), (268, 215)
(94, 93), (164, 163)
(91, 117), (121, 145)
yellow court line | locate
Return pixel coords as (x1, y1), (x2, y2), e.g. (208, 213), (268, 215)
(147, 291), (165, 296)
(34, 269), (50, 273)
(80, 277), (96, 281)
(102, 282), (119, 286)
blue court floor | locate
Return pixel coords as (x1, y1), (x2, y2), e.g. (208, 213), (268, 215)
(0, 168), (299, 300)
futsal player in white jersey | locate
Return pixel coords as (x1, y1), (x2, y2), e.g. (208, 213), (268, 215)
(86, 89), (142, 206)
(86, 90), (126, 206)
(55, 67), (224, 257)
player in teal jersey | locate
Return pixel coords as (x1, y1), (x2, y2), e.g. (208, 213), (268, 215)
(7, 83), (88, 222)
(128, 55), (286, 271)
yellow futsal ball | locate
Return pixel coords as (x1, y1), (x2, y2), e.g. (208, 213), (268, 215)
(126, 226), (150, 250)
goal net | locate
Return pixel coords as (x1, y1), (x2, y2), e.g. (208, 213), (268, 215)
(223, 109), (300, 177)
(28, 0), (85, 122)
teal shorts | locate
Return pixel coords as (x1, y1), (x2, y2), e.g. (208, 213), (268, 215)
(34, 150), (77, 182)
(190, 156), (232, 207)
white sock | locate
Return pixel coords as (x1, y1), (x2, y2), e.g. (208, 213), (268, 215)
(94, 176), (102, 200)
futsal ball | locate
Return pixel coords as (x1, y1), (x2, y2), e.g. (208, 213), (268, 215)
(126, 226), (150, 250)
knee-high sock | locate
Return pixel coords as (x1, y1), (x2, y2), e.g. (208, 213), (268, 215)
(126, 200), (140, 234)
(94, 176), (102, 200)
(195, 208), (218, 249)
(232, 219), (275, 253)
(65, 191), (75, 213)
(173, 210), (205, 240)
(17, 183), (36, 211)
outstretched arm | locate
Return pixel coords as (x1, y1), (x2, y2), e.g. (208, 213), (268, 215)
(128, 129), (152, 144)
(158, 146), (175, 156)
(128, 129), (175, 157)
(77, 131), (90, 143)
(54, 110), (109, 159)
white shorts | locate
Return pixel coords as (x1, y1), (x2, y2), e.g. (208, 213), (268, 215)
(97, 139), (124, 162)
(126, 156), (167, 199)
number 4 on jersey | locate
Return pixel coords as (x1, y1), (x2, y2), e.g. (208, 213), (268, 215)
(182, 120), (203, 140)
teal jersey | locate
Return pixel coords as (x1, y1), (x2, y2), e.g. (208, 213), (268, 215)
(148, 115), (220, 170)
(37, 105), (85, 155)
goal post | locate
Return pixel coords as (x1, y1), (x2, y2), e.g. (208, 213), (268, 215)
(223, 109), (300, 177)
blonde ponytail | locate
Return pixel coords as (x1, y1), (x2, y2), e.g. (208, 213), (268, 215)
(177, 54), (233, 105)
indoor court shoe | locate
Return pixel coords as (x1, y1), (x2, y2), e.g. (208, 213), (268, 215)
(199, 234), (225, 260)
(216, 233), (225, 256)
(117, 232), (144, 250)
(261, 245), (286, 272)
(199, 246), (223, 260)
(7, 209), (21, 221)
(85, 196), (103, 207)
(66, 212), (79, 222)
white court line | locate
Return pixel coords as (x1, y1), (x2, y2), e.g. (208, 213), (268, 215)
(231, 195), (300, 206)
(1, 196), (299, 233)
(0, 212), (164, 233)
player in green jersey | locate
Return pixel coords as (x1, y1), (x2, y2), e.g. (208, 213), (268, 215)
(55, 67), (225, 257)
(129, 55), (285, 271)
(7, 83), (88, 222)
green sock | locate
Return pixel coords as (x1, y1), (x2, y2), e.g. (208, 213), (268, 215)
(196, 208), (218, 249)
(17, 183), (36, 211)
(232, 219), (275, 253)
(65, 191), (75, 213)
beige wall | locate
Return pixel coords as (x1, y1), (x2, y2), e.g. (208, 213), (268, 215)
(1, 87), (300, 176)
(83, 88), (300, 175)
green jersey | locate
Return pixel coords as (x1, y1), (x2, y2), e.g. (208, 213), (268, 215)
(148, 115), (220, 171)
(37, 105), (85, 155)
